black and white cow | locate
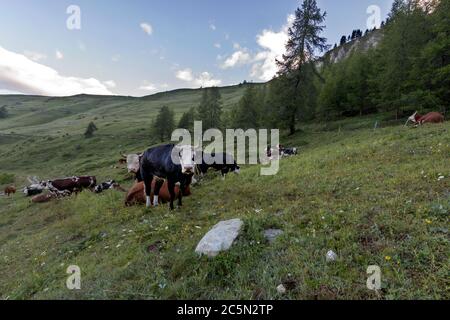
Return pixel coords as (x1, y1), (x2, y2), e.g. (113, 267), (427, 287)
(197, 152), (240, 179)
(95, 180), (119, 193)
(140, 144), (195, 210)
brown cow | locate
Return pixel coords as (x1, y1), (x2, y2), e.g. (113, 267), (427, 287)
(125, 179), (191, 207)
(406, 112), (445, 126)
(4, 186), (16, 196)
(32, 193), (55, 203)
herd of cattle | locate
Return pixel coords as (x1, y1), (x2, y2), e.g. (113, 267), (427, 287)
(1, 144), (296, 210)
(1, 110), (445, 208)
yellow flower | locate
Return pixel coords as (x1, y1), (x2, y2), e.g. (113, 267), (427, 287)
(425, 219), (432, 225)
(385, 256), (392, 261)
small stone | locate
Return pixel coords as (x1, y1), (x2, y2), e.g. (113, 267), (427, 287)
(264, 229), (284, 243)
(326, 250), (338, 262)
(277, 284), (287, 295)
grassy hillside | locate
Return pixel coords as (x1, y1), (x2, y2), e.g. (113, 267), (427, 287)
(0, 104), (448, 299)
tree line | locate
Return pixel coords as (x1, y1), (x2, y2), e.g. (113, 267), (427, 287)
(153, 0), (448, 139)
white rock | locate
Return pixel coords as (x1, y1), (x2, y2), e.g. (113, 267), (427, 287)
(277, 284), (287, 294)
(195, 219), (243, 257)
(326, 250), (338, 262)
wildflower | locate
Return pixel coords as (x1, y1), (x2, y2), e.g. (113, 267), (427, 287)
(385, 256), (392, 261)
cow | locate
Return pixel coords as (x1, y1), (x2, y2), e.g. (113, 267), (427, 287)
(197, 152), (240, 180)
(267, 145), (297, 159)
(140, 144), (195, 210)
(125, 179), (191, 207)
(42, 176), (97, 196)
(122, 153), (144, 182)
(32, 193), (54, 203)
(23, 184), (44, 197)
(4, 186), (16, 196)
(280, 145), (298, 157)
(405, 112), (445, 126)
(94, 180), (126, 193)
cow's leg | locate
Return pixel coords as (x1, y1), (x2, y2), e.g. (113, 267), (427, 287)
(168, 179), (176, 210)
(142, 172), (154, 208)
(153, 178), (164, 207)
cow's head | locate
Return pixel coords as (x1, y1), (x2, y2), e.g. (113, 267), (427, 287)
(405, 112), (419, 126)
(126, 154), (142, 173)
(174, 145), (195, 175)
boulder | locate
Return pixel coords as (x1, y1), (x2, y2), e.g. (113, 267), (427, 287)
(195, 218), (243, 257)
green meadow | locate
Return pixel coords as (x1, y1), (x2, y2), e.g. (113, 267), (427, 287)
(0, 90), (448, 300)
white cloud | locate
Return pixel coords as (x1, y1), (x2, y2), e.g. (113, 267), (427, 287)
(251, 14), (294, 81)
(139, 81), (157, 92)
(55, 50), (64, 60)
(194, 72), (222, 87)
(0, 46), (114, 96)
(104, 80), (117, 88)
(214, 43), (221, 49)
(176, 68), (221, 87)
(176, 68), (194, 82)
(221, 49), (251, 69)
(23, 50), (47, 62)
(140, 22), (153, 35)
(210, 23), (216, 31)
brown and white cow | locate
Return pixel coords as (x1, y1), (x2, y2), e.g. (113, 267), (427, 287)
(42, 176), (96, 196)
(125, 179), (191, 207)
(405, 112), (445, 126)
(4, 186), (16, 196)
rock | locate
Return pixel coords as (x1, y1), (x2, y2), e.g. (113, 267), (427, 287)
(264, 229), (284, 243)
(195, 219), (243, 257)
(276, 284), (287, 295)
(326, 250), (338, 262)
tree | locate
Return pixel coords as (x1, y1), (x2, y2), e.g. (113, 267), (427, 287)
(0, 106), (8, 119)
(340, 35), (347, 46)
(276, 0), (329, 134)
(84, 122), (98, 138)
(152, 106), (175, 142)
(177, 107), (196, 132)
(197, 87), (222, 130)
(232, 85), (261, 129)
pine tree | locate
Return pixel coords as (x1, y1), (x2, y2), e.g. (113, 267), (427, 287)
(152, 106), (175, 142)
(276, 0), (329, 134)
(340, 35), (347, 46)
(233, 85), (260, 129)
(0, 106), (8, 119)
(197, 87), (222, 130)
(84, 122), (98, 138)
(177, 107), (196, 132)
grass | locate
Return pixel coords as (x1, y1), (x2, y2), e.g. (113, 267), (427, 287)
(0, 96), (448, 299)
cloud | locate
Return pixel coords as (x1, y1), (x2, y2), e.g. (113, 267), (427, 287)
(176, 68), (221, 87)
(0, 46), (114, 96)
(214, 43), (221, 49)
(55, 50), (64, 60)
(221, 49), (251, 69)
(251, 14), (294, 81)
(23, 50), (47, 62)
(140, 22), (153, 35)
(194, 72), (222, 87)
(139, 81), (157, 92)
(176, 68), (194, 82)
(209, 23), (216, 31)
(104, 80), (117, 88)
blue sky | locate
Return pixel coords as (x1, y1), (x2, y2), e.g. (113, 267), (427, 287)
(0, 0), (393, 96)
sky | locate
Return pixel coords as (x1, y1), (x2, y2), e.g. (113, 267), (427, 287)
(0, 0), (393, 97)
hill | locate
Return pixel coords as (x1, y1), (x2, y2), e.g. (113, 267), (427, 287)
(0, 113), (448, 299)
